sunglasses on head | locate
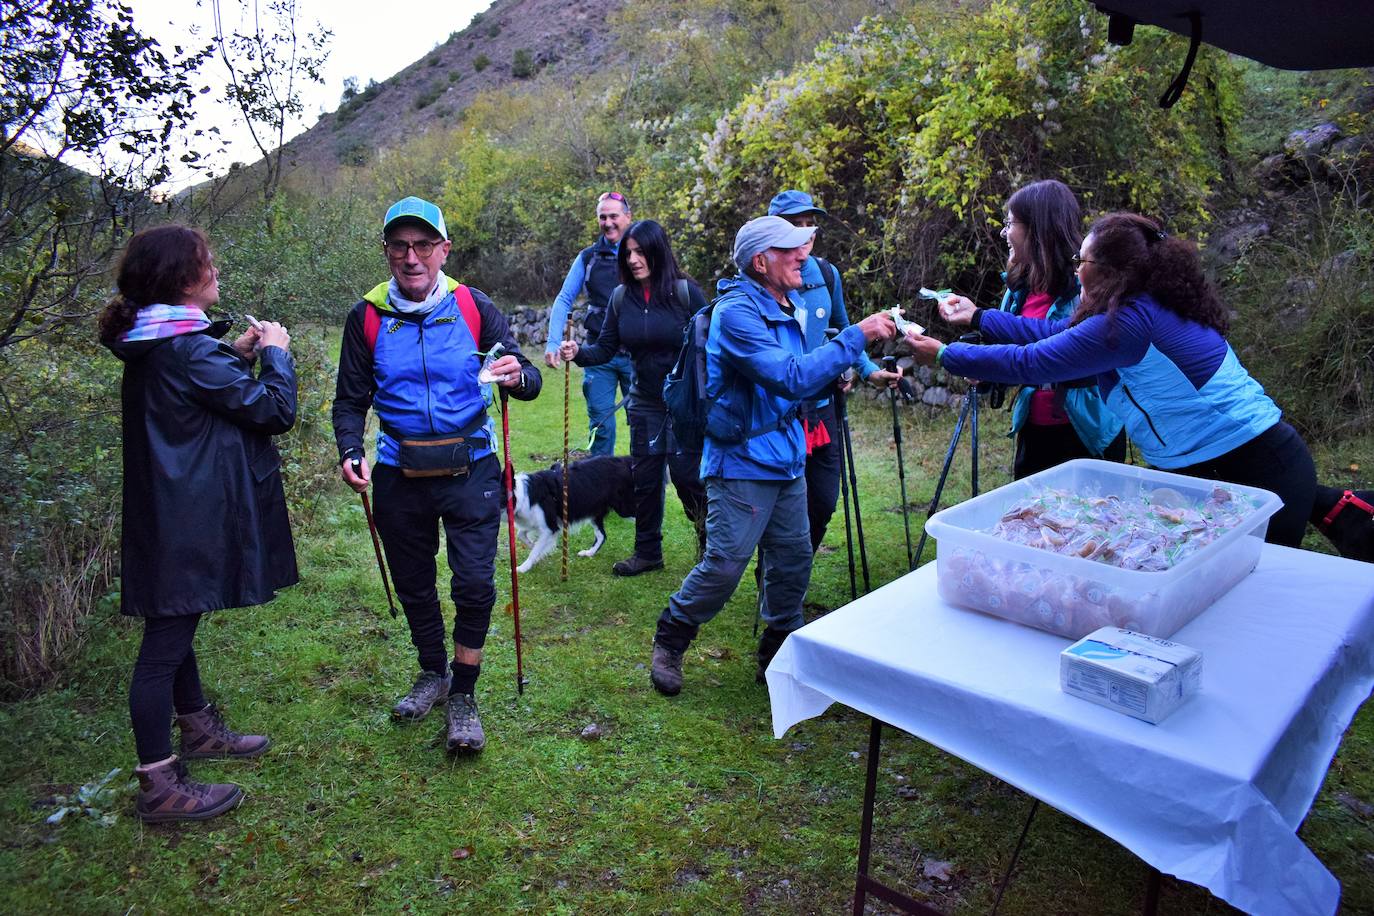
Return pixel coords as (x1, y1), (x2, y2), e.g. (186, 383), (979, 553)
(598, 192), (626, 203)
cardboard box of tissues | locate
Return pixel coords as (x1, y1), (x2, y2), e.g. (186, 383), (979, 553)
(1060, 627), (1202, 724)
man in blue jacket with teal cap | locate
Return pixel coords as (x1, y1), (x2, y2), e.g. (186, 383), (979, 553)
(649, 216), (897, 696)
(333, 196), (542, 754)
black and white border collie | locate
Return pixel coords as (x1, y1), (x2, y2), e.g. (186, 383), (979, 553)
(509, 455), (636, 573)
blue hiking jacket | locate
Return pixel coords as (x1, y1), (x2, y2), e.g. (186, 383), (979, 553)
(702, 275), (866, 481)
(332, 280), (541, 468)
(943, 294), (1280, 468)
(997, 284), (1123, 455)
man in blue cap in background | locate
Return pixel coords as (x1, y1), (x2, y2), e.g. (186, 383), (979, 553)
(333, 196), (542, 754)
(648, 215), (897, 697)
(766, 190), (900, 552)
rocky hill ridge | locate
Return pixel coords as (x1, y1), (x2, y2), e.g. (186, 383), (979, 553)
(281, 0), (625, 179)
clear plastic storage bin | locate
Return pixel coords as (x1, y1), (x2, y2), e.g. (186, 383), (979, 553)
(925, 459), (1281, 640)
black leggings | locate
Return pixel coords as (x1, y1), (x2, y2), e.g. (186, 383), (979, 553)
(1174, 421), (1316, 548)
(129, 615), (207, 764)
(1014, 424), (1127, 480)
(627, 404), (706, 561)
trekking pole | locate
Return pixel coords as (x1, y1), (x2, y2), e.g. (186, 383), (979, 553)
(910, 386), (975, 569)
(352, 458), (397, 619)
(883, 356), (914, 566)
(499, 389), (528, 695)
(838, 385), (872, 594)
(561, 319), (572, 581)
(834, 379), (859, 603)
(970, 382), (981, 498)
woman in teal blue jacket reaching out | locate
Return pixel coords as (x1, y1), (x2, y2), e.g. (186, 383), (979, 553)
(939, 180), (1124, 478)
(908, 212), (1316, 547)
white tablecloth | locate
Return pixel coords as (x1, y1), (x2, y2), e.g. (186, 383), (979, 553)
(767, 545), (1374, 916)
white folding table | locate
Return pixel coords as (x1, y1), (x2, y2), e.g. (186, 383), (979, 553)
(767, 545), (1374, 915)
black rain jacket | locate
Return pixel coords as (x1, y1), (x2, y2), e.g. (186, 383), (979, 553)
(105, 321), (298, 617)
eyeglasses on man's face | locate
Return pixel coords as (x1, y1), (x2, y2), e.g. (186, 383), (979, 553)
(383, 238), (443, 260)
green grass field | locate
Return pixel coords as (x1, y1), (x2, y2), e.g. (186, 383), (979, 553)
(2, 364), (1371, 914)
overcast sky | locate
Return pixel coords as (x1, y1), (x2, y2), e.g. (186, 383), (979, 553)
(128, 0), (491, 184)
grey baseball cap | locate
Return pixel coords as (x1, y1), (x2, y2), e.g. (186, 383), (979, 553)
(733, 215), (817, 272)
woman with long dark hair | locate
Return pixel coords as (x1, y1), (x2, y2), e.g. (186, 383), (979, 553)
(99, 225), (297, 822)
(910, 212), (1316, 546)
(940, 180), (1124, 478)
(560, 219), (708, 575)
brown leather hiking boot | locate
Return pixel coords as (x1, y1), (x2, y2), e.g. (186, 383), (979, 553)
(177, 703), (270, 759)
(612, 555), (664, 577)
(650, 642), (685, 696)
(135, 756), (243, 823)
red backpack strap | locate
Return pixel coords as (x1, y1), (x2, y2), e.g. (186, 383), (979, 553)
(452, 283), (482, 346)
(363, 302), (381, 351)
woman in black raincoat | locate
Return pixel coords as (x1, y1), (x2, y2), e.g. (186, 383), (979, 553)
(98, 225), (297, 823)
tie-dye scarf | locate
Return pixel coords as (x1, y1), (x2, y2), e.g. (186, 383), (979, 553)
(119, 304), (211, 342)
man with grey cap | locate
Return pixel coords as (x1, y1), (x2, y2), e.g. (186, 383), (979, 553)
(333, 196), (542, 754)
(648, 216), (896, 696)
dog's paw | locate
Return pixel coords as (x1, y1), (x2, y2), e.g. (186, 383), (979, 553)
(516, 560), (534, 574)
(576, 548), (598, 558)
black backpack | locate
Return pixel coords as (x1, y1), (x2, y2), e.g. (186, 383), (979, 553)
(663, 296), (797, 451)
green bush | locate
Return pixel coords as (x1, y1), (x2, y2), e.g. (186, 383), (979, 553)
(474, 54), (490, 73)
(512, 49), (535, 79)
(682, 0), (1238, 303)
(1227, 189), (1374, 441)
(0, 332), (122, 693)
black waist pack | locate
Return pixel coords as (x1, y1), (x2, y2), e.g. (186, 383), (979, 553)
(388, 417), (487, 479)
(397, 434), (480, 478)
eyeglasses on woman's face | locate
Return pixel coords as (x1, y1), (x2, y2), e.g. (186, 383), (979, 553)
(1071, 253), (1097, 267)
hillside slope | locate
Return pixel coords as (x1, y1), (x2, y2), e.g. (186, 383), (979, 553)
(282, 0), (625, 178)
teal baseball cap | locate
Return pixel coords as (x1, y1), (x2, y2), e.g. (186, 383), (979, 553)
(383, 196), (448, 239)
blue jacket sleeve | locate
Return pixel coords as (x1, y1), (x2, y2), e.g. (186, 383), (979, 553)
(718, 305), (866, 399)
(977, 307), (1073, 345)
(828, 270), (882, 378)
(545, 253), (587, 354)
(943, 310), (1150, 386)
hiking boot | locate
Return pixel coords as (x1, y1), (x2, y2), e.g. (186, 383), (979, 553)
(756, 627), (793, 685)
(445, 693), (486, 753)
(392, 670), (451, 720)
(612, 555), (664, 577)
(650, 642), (685, 696)
(178, 703), (270, 759)
(135, 756), (243, 824)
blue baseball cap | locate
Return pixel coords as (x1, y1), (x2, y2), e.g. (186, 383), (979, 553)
(383, 196), (448, 239)
(768, 189), (827, 217)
